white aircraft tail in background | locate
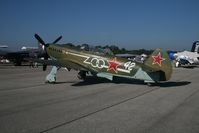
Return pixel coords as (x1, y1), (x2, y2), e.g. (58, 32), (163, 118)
(191, 41), (199, 54)
(171, 41), (199, 68)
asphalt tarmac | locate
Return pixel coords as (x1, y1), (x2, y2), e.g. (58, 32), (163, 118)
(0, 66), (199, 133)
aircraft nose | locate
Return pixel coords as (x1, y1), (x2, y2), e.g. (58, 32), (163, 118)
(169, 52), (176, 60)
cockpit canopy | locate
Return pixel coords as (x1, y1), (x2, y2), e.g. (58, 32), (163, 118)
(89, 47), (114, 56)
(80, 44), (114, 56)
(61, 43), (114, 56)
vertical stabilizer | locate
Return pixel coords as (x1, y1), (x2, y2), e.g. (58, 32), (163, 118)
(191, 41), (199, 53)
(144, 49), (172, 81)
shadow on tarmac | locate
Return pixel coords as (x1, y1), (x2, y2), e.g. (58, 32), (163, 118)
(71, 76), (191, 87)
(156, 81), (191, 87)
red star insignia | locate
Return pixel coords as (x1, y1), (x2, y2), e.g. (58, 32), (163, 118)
(107, 57), (120, 73)
(152, 52), (165, 67)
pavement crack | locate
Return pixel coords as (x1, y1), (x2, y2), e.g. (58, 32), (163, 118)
(39, 87), (159, 133)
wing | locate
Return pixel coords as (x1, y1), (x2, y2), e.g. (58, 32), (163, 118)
(33, 58), (88, 71)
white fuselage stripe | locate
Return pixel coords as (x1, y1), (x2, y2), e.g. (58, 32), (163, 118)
(65, 51), (131, 73)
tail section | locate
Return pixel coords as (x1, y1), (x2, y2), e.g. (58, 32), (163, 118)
(144, 48), (172, 81)
(191, 41), (199, 54)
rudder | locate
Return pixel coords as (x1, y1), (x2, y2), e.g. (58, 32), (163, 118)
(144, 48), (172, 81)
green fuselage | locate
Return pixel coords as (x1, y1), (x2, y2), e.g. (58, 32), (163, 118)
(46, 44), (142, 78)
(45, 44), (172, 82)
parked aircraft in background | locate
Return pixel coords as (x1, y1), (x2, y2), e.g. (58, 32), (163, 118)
(4, 42), (45, 66)
(5, 50), (37, 66)
(34, 34), (172, 85)
(21, 46), (38, 50)
(116, 53), (148, 63)
(170, 41), (199, 68)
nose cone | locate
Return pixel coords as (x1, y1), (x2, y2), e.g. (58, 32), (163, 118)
(169, 52), (178, 60)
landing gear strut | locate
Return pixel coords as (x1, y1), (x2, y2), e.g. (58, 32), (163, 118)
(45, 66), (58, 83)
(77, 71), (87, 80)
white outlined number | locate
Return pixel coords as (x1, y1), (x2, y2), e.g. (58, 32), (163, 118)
(124, 61), (135, 71)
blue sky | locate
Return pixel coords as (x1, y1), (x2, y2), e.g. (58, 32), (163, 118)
(0, 0), (199, 51)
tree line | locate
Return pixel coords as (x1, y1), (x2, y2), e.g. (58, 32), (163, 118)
(62, 43), (153, 55)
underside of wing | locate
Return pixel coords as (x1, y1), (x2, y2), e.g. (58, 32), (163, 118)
(33, 59), (88, 71)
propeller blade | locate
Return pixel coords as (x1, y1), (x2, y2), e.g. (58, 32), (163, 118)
(53, 36), (62, 44)
(34, 33), (62, 71)
(34, 34), (46, 46)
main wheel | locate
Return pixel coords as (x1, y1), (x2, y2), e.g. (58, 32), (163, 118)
(77, 71), (87, 80)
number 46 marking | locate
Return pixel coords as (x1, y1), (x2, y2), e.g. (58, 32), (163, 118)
(124, 61), (135, 71)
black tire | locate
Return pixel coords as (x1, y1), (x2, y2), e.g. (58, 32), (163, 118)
(77, 71), (86, 80)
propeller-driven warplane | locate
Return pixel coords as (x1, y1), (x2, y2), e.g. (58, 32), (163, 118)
(34, 34), (172, 85)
